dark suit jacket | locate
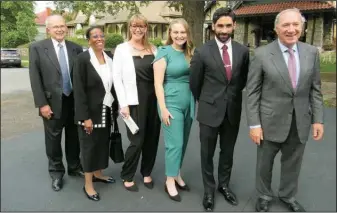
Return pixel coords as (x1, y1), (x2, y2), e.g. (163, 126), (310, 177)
(73, 51), (118, 125)
(190, 39), (250, 127)
(29, 39), (83, 119)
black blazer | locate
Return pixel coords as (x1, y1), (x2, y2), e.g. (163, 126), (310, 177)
(29, 39), (83, 119)
(190, 39), (250, 127)
(73, 50), (118, 126)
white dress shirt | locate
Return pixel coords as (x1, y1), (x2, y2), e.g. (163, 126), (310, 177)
(51, 38), (70, 71)
(214, 36), (233, 66)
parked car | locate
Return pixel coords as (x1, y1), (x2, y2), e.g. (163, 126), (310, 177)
(1, 48), (21, 68)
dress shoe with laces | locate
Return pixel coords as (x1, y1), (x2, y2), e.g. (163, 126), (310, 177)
(93, 176), (116, 184)
(202, 193), (214, 212)
(68, 170), (85, 177)
(175, 180), (190, 191)
(51, 178), (63, 191)
(255, 198), (271, 212)
(218, 186), (238, 205)
(164, 184), (181, 202)
(280, 199), (306, 212)
(83, 186), (100, 201)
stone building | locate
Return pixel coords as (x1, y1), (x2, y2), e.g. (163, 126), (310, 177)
(204, 1), (336, 49)
(66, 1), (182, 41)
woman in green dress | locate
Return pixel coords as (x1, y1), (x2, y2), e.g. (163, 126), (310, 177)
(153, 18), (195, 202)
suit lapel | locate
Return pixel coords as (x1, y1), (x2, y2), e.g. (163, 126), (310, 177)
(230, 41), (240, 80)
(209, 40), (228, 83)
(296, 42), (308, 91)
(65, 41), (76, 73)
(270, 41), (294, 94)
(44, 39), (61, 74)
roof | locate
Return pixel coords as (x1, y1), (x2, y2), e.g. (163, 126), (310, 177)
(234, 1), (336, 16)
(35, 8), (52, 25)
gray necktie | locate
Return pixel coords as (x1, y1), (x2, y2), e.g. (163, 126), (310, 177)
(58, 43), (72, 96)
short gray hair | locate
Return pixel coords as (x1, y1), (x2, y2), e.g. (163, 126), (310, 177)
(45, 14), (65, 27)
(274, 8), (306, 30)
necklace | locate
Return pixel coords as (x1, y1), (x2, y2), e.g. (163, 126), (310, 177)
(131, 45), (146, 58)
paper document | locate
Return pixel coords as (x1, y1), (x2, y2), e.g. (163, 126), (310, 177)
(121, 114), (139, 134)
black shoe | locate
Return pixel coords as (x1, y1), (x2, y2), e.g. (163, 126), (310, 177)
(164, 184), (181, 202)
(51, 178), (63, 191)
(123, 181), (139, 192)
(218, 186), (238, 206)
(202, 193), (214, 212)
(68, 170), (85, 177)
(144, 180), (154, 189)
(280, 199), (306, 212)
(175, 180), (190, 191)
(83, 186), (100, 201)
(93, 176), (116, 184)
(255, 198), (271, 212)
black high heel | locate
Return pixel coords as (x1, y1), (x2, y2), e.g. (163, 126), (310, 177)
(164, 184), (181, 202)
(175, 180), (190, 191)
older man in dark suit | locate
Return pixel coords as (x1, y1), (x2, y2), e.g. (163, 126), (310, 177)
(246, 8), (324, 212)
(29, 15), (84, 191)
(190, 7), (250, 212)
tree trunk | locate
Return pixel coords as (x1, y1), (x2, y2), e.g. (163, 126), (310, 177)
(182, 1), (205, 48)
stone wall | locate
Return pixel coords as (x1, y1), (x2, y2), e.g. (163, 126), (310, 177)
(306, 14), (324, 48)
(247, 18), (259, 47)
(234, 19), (245, 45)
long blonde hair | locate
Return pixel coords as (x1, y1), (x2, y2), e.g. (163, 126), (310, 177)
(165, 18), (195, 62)
(127, 14), (153, 53)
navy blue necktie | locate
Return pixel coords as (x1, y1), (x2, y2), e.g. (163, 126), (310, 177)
(58, 43), (72, 96)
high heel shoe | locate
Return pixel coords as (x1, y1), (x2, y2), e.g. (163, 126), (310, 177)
(164, 184), (181, 202)
(175, 180), (190, 191)
(123, 181), (139, 192)
(83, 186), (100, 201)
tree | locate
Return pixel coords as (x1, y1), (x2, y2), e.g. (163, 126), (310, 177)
(1, 1), (38, 47)
(54, 1), (207, 47)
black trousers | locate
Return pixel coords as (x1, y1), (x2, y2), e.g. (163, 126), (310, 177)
(256, 113), (306, 202)
(120, 82), (161, 182)
(42, 94), (81, 179)
(199, 113), (240, 194)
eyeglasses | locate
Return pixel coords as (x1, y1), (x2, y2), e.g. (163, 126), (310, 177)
(50, 25), (66, 30)
(130, 25), (147, 30)
(91, 34), (105, 39)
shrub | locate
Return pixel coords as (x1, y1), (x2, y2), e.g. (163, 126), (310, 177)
(322, 43), (335, 51)
(105, 33), (124, 49)
(149, 38), (163, 47)
(66, 37), (88, 47)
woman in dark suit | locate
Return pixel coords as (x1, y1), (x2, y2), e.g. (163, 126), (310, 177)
(73, 26), (119, 201)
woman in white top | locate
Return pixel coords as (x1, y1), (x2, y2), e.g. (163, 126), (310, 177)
(73, 27), (119, 201)
(112, 14), (161, 192)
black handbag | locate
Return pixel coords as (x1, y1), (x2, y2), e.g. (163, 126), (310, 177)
(109, 113), (124, 163)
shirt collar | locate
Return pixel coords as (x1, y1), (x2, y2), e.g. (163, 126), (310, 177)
(277, 39), (297, 53)
(215, 36), (232, 50)
(51, 38), (66, 48)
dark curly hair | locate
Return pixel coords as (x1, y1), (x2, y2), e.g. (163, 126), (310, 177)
(85, 26), (103, 40)
(212, 7), (236, 24)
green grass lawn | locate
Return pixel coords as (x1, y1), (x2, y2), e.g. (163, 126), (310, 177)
(321, 63), (336, 73)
